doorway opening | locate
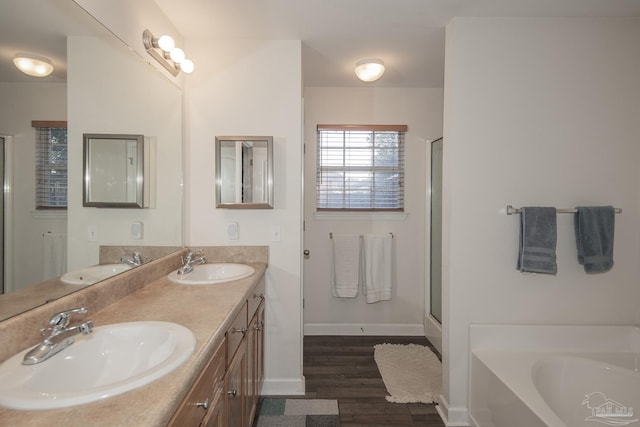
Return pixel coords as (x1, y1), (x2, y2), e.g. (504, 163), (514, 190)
(0, 136), (5, 294)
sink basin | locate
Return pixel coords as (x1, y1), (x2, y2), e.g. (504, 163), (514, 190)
(60, 264), (132, 285)
(168, 263), (255, 285)
(0, 321), (195, 410)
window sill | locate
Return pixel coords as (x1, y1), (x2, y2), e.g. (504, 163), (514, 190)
(313, 211), (408, 221)
(31, 210), (68, 219)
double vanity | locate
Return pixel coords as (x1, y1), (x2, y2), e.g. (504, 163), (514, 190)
(0, 246), (267, 426)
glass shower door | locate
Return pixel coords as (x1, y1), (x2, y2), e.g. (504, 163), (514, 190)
(429, 138), (443, 323)
(0, 136), (4, 294)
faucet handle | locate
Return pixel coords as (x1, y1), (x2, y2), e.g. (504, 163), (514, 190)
(49, 307), (88, 328)
(187, 249), (204, 259)
(182, 249), (203, 266)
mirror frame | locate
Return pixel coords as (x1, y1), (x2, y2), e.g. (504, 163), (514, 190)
(83, 133), (144, 208)
(215, 136), (274, 209)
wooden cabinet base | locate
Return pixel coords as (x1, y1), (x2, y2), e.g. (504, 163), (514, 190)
(169, 277), (266, 427)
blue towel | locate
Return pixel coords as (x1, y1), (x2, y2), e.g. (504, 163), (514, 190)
(574, 206), (615, 273)
(517, 207), (557, 274)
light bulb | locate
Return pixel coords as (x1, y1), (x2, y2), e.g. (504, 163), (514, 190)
(156, 35), (175, 52)
(169, 48), (185, 64)
(354, 59), (385, 82)
(13, 54), (54, 77)
(180, 59), (195, 74)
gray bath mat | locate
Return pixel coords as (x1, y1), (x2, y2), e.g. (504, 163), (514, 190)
(255, 398), (340, 427)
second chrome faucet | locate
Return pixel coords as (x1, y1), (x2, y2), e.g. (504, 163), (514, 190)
(177, 250), (207, 275)
(120, 252), (143, 267)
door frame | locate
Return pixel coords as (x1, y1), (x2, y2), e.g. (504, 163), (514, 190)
(0, 134), (12, 294)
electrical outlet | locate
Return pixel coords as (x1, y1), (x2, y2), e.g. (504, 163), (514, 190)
(228, 222), (239, 240)
(131, 222), (143, 240)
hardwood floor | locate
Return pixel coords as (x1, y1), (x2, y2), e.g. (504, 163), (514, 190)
(302, 335), (445, 427)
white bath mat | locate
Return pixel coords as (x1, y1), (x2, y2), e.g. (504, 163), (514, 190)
(374, 343), (441, 404)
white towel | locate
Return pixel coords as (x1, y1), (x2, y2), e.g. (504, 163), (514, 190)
(331, 234), (361, 298)
(362, 234), (393, 303)
(43, 232), (67, 280)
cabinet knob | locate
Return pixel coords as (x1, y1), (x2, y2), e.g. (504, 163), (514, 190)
(233, 327), (247, 337)
(253, 293), (265, 301)
(227, 389), (238, 397)
(192, 397), (210, 411)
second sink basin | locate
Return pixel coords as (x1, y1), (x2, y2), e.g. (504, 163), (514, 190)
(168, 263), (255, 285)
(60, 264), (132, 285)
(0, 321), (195, 410)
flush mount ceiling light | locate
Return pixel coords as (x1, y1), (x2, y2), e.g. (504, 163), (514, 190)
(354, 58), (385, 82)
(142, 30), (195, 76)
(13, 54), (54, 77)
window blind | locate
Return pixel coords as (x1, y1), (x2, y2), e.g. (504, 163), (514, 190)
(33, 121), (67, 209)
(316, 125), (406, 211)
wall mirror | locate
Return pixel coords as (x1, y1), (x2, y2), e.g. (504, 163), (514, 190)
(0, 0), (183, 322)
(215, 136), (274, 209)
(83, 133), (145, 208)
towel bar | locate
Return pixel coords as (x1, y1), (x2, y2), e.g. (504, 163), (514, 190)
(329, 232), (394, 239)
(506, 205), (622, 215)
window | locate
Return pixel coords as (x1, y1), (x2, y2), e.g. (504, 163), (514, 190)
(316, 124), (406, 211)
(33, 121), (67, 209)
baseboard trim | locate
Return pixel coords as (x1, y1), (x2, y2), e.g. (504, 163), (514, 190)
(437, 394), (470, 426)
(304, 323), (424, 336)
(425, 314), (442, 354)
(260, 377), (306, 396)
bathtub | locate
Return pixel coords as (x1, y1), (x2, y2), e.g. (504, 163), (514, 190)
(469, 325), (640, 427)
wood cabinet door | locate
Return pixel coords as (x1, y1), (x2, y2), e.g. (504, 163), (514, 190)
(202, 391), (225, 427)
(256, 302), (265, 395)
(247, 313), (258, 423)
(167, 340), (226, 427)
(225, 341), (246, 427)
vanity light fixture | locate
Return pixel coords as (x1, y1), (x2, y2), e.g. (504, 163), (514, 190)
(13, 54), (54, 77)
(142, 30), (195, 76)
(354, 58), (385, 82)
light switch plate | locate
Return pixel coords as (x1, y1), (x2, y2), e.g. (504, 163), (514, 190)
(271, 225), (281, 242)
(87, 224), (98, 242)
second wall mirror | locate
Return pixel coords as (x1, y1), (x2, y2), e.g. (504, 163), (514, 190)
(215, 136), (273, 209)
(83, 133), (145, 208)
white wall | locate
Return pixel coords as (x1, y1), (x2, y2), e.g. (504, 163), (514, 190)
(0, 83), (67, 289)
(185, 39), (304, 395)
(73, 0), (185, 87)
(442, 17), (640, 424)
(303, 87), (443, 335)
(67, 35), (183, 270)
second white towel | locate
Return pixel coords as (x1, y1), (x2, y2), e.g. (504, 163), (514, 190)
(43, 232), (67, 280)
(362, 234), (393, 303)
(331, 234), (361, 298)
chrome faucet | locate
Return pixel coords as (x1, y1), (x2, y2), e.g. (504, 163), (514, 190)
(22, 307), (94, 365)
(177, 250), (207, 275)
(120, 252), (143, 267)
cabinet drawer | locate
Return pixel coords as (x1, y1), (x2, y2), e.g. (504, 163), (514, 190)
(226, 302), (248, 365)
(247, 278), (265, 319)
(168, 339), (226, 427)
